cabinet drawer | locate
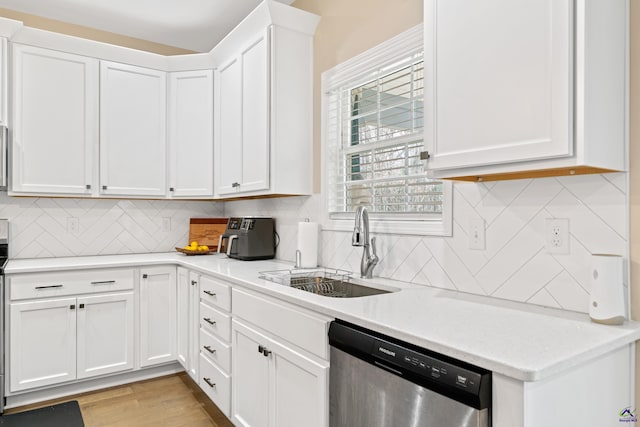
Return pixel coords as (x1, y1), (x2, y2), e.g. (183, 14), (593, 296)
(200, 302), (231, 342)
(232, 288), (331, 359)
(199, 354), (231, 417)
(199, 328), (231, 374)
(9, 268), (134, 301)
(200, 275), (231, 312)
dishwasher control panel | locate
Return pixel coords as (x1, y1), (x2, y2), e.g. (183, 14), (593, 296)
(373, 339), (483, 394)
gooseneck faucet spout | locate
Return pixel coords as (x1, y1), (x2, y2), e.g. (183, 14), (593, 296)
(352, 206), (379, 279)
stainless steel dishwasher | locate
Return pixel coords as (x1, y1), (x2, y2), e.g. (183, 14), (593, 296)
(329, 320), (491, 427)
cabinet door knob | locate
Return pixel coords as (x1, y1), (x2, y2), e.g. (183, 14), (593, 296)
(232, 182), (240, 188)
(86, 184), (92, 190)
(203, 345), (216, 354)
(79, 303), (85, 309)
(203, 290), (216, 297)
(191, 280), (197, 286)
(102, 185), (107, 190)
(258, 345), (264, 353)
(203, 377), (216, 388)
(203, 318), (216, 326)
(142, 274), (148, 279)
(419, 151), (430, 160)
(262, 348), (272, 357)
(169, 187), (174, 192)
(70, 304), (75, 310)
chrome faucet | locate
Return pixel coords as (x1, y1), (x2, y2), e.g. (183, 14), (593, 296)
(352, 206), (379, 279)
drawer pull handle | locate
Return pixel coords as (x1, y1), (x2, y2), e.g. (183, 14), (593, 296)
(203, 377), (216, 388)
(203, 290), (216, 297)
(203, 345), (216, 354)
(203, 318), (216, 326)
(35, 285), (63, 290)
(90, 280), (116, 285)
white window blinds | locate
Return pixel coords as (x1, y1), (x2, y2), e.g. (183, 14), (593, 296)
(326, 49), (443, 218)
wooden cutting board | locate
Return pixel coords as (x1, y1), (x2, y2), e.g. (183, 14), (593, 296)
(188, 218), (228, 250)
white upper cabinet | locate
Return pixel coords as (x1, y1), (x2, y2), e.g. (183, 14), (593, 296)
(424, 0), (627, 181)
(168, 70), (214, 198)
(11, 44), (98, 195)
(100, 61), (167, 196)
(213, 1), (319, 198)
(215, 31), (269, 196)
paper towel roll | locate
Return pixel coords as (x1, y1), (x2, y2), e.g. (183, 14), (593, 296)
(589, 254), (625, 325)
(297, 221), (318, 268)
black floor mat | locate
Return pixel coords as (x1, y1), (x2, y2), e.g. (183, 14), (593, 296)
(0, 401), (84, 427)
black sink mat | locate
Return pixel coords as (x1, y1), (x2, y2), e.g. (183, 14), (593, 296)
(0, 401), (84, 426)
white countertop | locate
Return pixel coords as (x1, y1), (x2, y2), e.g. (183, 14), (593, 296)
(6, 252), (640, 382)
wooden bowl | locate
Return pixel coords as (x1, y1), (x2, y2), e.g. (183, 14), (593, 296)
(175, 247), (216, 256)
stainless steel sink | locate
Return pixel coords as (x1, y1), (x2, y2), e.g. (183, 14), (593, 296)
(259, 268), (392, 298)
(289, 277), (390, 298)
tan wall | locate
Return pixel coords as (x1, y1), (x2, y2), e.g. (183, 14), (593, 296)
(0, 8), (193, 55)
(291, 0), (423, 191)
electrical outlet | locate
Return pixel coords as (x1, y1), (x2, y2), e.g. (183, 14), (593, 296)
(469, 218), (486, 250)
(545, 218), (569, 254)
(67, 217), (80, 235)
(162, 217), (171, 232)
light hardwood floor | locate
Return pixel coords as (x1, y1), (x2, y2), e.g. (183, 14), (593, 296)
(4, 373), (235, 427)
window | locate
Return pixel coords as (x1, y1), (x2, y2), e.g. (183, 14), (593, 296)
(322, 25), (452, 236)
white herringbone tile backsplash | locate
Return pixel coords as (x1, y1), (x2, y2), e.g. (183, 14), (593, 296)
(225, 173), (628, 313)
(0, 193), (224, 258)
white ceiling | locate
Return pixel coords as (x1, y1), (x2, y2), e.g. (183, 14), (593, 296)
(0, 0), (295, 52)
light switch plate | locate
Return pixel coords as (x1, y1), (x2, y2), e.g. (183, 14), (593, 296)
(469, 218), (486, 250)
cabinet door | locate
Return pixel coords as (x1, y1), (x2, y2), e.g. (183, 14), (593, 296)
(270, 334), (328, 427)
(0, 38), (8, 126)
(168, 70), (214, 197)
(215, 57), (242, 195)
(12, 44), (98, 194)
(76, 292), (134, 379)
(188, 271), (200, 380)
(177, 268), (199, 380)
(424, 0), (572, 170)
(239, 30), (270, 193)
(232, 320), (270, 427)
(9, 298), (77, 391)
(100, 61), (166, 196)
(176, 267), (189, 370)
(140, 267), (177, 367)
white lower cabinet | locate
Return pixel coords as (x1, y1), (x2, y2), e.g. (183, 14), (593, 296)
(9, 291), (134, 392)
(231, 288), (330, 427)
(232, 319), (329, 427)
(139, 267), (177, 367)
(198, 274), (233, 417)
(8, 268), (136, 393)
(177, 267), (199, 380)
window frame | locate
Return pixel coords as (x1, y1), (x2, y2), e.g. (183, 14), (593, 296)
(321, 24), (453, 237)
